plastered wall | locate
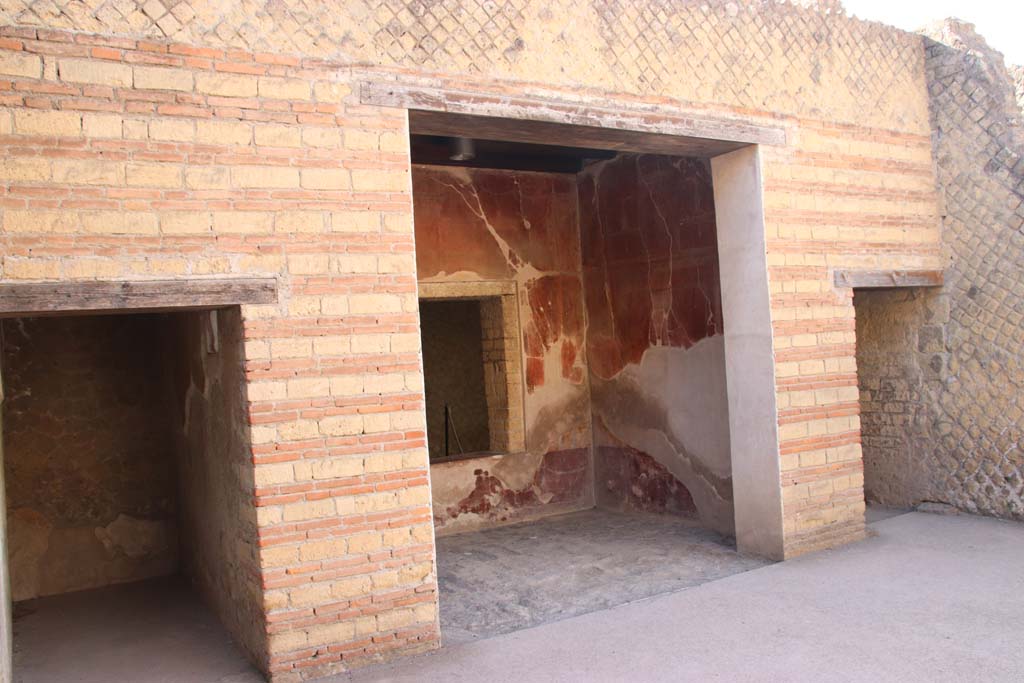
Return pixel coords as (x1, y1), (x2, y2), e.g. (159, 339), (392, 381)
(579, 155), (734, 535)
(2, 314), (177, 601)
(412, 165), (592, 534)
(415, 157), (733, 537)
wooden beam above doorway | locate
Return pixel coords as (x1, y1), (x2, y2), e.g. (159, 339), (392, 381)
(361, 82), (788, 157)
(0, 278), (278, 317)
(833, 269), (944, 289)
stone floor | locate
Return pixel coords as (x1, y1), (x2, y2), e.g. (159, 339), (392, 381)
(15, 506), (1023, 683)
(350, 510), (1024, 682)
(435, 508), (768, 644)
(13, 576), (260, 683)
(10, 509), (761, 682)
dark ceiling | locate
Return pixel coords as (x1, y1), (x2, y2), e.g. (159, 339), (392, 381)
(409, 134), (617, 173)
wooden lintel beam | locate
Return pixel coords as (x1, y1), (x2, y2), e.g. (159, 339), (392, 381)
(0, 278), (278, 317)
(361, 82), (787, 154)
(833, 269), (944, 289)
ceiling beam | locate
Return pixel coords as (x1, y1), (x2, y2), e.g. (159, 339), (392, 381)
(0, 278), (278, 317)
(362, 82), (787, 157)
(833, 270), (944, 289)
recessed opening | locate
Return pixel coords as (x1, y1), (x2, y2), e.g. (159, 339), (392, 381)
(853, 287), (933, 518)
(2, 309), (261, 681)
(409, 111), (774, 643)
(418, 282), (526, 465)
(421, 298), (494, 461)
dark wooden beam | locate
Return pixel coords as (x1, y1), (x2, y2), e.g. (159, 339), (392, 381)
(361, 82), (787, 157)
(408, 110), (747, 158)
(0, 278), (278, 317)
(412, 154), (586, 173)
(834, 269), (944, 289)
(410, 134), (616, 173)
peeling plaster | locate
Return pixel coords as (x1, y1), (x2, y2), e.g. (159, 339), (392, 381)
(414, 155), (733, 535)
(580, 154), (734, 534)
(413, 165), (592, 532)
(591, 339), (734, 535)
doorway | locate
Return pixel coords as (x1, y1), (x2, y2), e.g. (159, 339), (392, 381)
(407, 115), (781, 642)
(1, 309), (261, 682)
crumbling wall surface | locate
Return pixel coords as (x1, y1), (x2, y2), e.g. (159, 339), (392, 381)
(854, 288), (945, 507)
(1011, 65), (1024, 119)
(413, 165), (592, 533)
(923, 22), (1023, 518)
(856, 21), (1024, 519)
(1, 315), (177, 601)
(164, 308), (268, 668)
(579, 154), (733, 535)
(0, 0), (953, 672)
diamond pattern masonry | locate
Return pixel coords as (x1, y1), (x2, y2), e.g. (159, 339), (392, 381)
(857, 21), (1024, 520)
(0, 0), (929, 131)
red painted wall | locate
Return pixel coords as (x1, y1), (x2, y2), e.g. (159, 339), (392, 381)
(412, 165), (592, 531)
(580, 155), (730, 524)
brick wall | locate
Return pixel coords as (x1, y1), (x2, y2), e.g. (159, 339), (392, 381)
(0, 30), (434, 681)
(763, 114), (942, 555)
(0, 0), (952, 675)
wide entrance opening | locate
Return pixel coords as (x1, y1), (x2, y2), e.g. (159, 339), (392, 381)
(1, 308), (261, 682)
(407, 111), (780, 643)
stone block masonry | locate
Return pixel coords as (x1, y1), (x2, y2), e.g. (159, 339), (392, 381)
(0, 0), (968, 678)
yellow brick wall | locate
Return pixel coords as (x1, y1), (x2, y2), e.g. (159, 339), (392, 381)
(763, 123), (942, 554)
(0, 33), (435, 681)
(0, 0), (946, 675)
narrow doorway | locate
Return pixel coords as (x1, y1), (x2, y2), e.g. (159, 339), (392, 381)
(853, 287), (938, 522)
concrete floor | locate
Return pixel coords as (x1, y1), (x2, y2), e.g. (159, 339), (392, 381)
(13, 576), (260, 683)
(864, 502), (911, 524)
(436, 508), (768, 644)
(348, 511), (1024, 683)
(13, 510), (1023, 682)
